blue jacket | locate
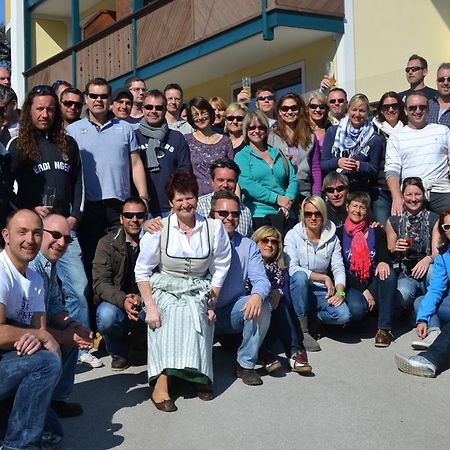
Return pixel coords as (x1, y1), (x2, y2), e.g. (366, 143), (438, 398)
(417, 248), (450, 323)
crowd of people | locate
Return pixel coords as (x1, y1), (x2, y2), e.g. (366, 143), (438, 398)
(0, 51), (450, 448)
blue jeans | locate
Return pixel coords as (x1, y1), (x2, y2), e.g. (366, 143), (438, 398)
(346, 270), (397, 329)
(96, 301), (146, 359)
(414, 294), (450, 329)
(215, 296), (271, 369)
(0, 350), (61, 450)
(420, 321), (450, 372)
(396, 274), (426, 310)
(289, 271), (351, 325)
(370, 187), (392, 226)
(56, 232), (90, 329)
(52, 345), (78, 402)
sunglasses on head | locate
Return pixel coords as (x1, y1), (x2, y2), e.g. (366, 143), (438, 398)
(143, 104), (165, 111)
(304, 211), (322, 219)
(43, 229), (73, 244)
(121, 212), (146, 220)
(62, 100), (82, 109)
(248, 125), (267, 131)
(226, 115), (244, 122)
(407, 104), (428, 112)
(442, 223), (450, 232)
(260, 237), (279, 246)
(437, 76), (450, 83)
(257, 95), (275, 102)
(329, 98), (345, 104)
(31, 85), (54, 96)
(324, 185), (347, 194)
(279, 105), (299, 112)
(405, 66), (423, 73)
(308, 103), (326, 110)
(87, 93), (109, 100)
(213, 210), (240, 218)
(381, 103), (399, 111)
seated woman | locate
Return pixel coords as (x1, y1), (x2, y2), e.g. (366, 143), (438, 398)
(135, 170), (231, 412)
(235, 111), (299, 236)
(413, 208), (450, 350)
(252, 225), (311, 374)
(385, 177), (439, 312)
(285, 195), (350, 352)
(336, 192), (397, 347)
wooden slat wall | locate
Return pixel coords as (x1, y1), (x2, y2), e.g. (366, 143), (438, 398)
(136, 0), (193, 66)
(27, 55), (71, 89)
(268, 0), (344, 17)
(76, 24), (133, 88)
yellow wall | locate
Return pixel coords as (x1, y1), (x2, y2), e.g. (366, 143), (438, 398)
(32, 19), (67, 65)
(353, 0), (450, 102)
(5, 0), (10, 25)
(80, 0), (116, 19)
(184, 37), (336, 102)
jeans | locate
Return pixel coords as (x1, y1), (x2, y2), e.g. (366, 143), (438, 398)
(429, 192), (450, 215)
(370, 187), (392, 226)
(0, 350), (61, 450)
(420, 321), (450, 372)
(414, 294), (450, 329)
(289, 271), (351, 325)
(396, 274), (426, 310)
(215, 296), (271, 369)
(96, 301), (146, 359)
(52, 345), (78, 402)
(346, 270), (397, 329)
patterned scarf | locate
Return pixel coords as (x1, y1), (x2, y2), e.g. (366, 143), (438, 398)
(264, 261), (285, 290)
(344, 217), (371, 283)
(398, 208), (430, 257)
(332, 116), (374, 158)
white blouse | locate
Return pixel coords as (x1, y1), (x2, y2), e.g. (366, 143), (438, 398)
(135, 214), (231, 288)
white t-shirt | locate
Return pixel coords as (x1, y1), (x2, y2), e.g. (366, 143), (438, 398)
(0, 250), (45, 326)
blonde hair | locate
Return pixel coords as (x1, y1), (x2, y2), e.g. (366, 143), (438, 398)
(252, 225), (285, 268)
(306, 90), (331, 126)
(300, 195), (328, 224)
(223, 102), (248, 132)
(348, 93), (370, 112)
(209, 96), (228, 111)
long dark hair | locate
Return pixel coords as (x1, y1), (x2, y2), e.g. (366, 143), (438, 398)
(376, 91), (407, 125)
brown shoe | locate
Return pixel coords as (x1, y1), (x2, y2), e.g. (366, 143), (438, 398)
(235, 363), (263, 386)
(374, 329), (393, 348)
(111, 357), (130, 371)
(196, 383), (214, 401)
(151, 397), (178, 412)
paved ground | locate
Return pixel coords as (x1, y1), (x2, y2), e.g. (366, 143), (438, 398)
(63, 320), (449, 450)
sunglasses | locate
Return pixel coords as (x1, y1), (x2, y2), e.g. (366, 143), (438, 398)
(31, 85), (54, 95)
(442, 224), (450, 232)
(248, 125), (267, 131)
(143, 104), (165, 111)
(213, 210), (240, 218)
(260, 237), (279, 246)
(329, 98), (345, 104)
(257, 95), (275, 102)
(304, 211), (322, 219)
(381, 103), (399, 111)
(87, 93), (109, 100)
(43, 229), (73, 244)
(405, 66), (423, 73)
(407, 104), (428, 112)
(437, 77), (450, 83)
(226, 115), (244, 122)
(62, 100), (82, 109)
(308, 103), (326, 110)
(279, 105), (299, 112)
(324, 185), (347, 194)
(121, 212), (146, 220)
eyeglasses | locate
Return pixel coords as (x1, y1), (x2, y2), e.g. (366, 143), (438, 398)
(328, 98), (345, 104)
(62, 100), (82, 109)
(441, 223), (450, 232)
(143, 104), (165, 111)
(349, 203), (368, 212)
(257, 95), (275, 102)
(225, 115), (244, 122)
(279, 105), (299, 112)
(381, 103), (399, 112)
(403, 176), (423, 184)
(304, 211), (322, 219)
(87, 93), (109, 100)
(324, 185), (347, 194)
(405, 66), (423, 73)
(121, 212), (146, 220)
(260, 237), (279, 246)
(248, 125), (267, 131)
(31, 85), (54, 95)
(308, 103), (326, 110)
(192, 112), (209, 121)
(43, 229), (73, 244)
(212, 210), (240, 218)
(437, 77), (450, 83)
(406, 104), (428, 112)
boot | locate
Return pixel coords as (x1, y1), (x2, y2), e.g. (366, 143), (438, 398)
(298, 317), (321, 352)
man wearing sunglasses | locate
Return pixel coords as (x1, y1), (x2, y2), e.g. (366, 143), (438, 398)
(327, 87), (348, 123)
(428, 62), (450, 128)
(135, 89), (191, 218)
(398, 54), (437, 101)
(59, 88), (83, 128)
(93, 198), (147, 370)
(30, 214), (95, 418)
(386, 91), (450, 215)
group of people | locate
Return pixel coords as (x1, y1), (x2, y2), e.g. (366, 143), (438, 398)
(1, 51), (450, 448)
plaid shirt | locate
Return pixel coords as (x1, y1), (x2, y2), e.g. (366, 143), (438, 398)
(428, 96), (450, 128)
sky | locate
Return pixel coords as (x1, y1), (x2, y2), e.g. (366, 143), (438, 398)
(0, 0), (4, 26)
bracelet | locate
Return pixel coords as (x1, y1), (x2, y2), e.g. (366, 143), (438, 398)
(427, 255), (433, 263)
(41, 339), (49, 345)
(336, 290), (346, 299)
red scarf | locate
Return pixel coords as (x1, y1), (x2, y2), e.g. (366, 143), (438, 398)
(344, 217), (370, 283)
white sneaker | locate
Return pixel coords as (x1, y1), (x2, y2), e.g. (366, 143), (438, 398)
(411, 328), (441, 350)
(394, 353), (436, 378)
(78, 352), (104, 368)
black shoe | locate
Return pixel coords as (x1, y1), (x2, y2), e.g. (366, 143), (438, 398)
(111, 356), (130, 371)
(235, 363), (263, 386)
(51, 400), (83, 418)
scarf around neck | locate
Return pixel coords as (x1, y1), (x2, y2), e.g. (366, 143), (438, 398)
(139, 118), (169, 172)
(372, 117), (404, 137)
(332, 116), (374, 158)
(344, 217), (371, 283)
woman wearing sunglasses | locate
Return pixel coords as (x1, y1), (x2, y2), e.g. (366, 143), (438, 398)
(285, 195), (349, 352)
(185, 97), (234, 196)
(321, 93), (382, 193)
(235, 111), (298, 236)
(306, 90), (332, 151)
(268, 93), (321, 198)
(371, 91), (407, 225)
(252, 226), (311, 373)
(412, 209), (450, 350)
(135, 170), (231, 412)
(223, 102), (248, 153)
(385, 178), (440, 320)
